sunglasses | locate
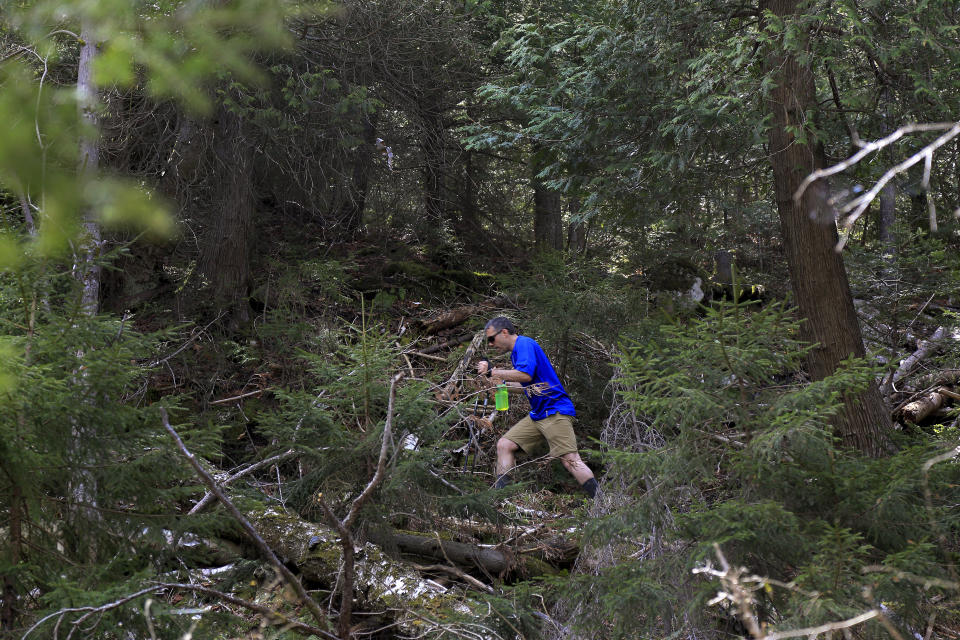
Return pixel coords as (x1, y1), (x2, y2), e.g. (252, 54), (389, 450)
(486, 333), (497, 345)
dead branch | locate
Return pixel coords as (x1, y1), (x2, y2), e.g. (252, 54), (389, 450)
(409, 563), (494, 593)
(418, 333), (473, 354)
(22, 582), (339, 640)
(209, 389), (266, 404)
(189, 448), (299, 514)
(159, 408), (332, 633)
(436, 332), (485, 402)
(695, 545), (885, 640)
(792, 121), (960, 250)
(884, 326), (953, 395)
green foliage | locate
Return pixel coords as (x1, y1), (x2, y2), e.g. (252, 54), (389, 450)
(0, 272), (218, 630)
(522, 299), (960, 639)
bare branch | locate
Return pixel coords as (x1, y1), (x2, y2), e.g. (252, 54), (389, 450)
(761, 610), (881, 640)
(188, 448), (299, 514)
(21, 582), (340, 640)
(792, 121), (960, 250)
(159, 408), (332, 633)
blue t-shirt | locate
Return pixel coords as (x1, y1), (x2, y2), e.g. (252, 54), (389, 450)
(511, 335), (576, 420)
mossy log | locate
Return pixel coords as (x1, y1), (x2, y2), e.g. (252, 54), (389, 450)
(373, 530), (575, 578)
(244, 507), (453, 610)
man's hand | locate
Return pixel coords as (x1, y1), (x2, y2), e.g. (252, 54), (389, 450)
(476, 359), (492, 377)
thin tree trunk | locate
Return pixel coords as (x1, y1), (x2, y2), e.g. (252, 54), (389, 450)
(77, 22), (102, 315)
(763, 0), (891, 457)
(566, 196), (587, 254)
(68, 21), (104, 562)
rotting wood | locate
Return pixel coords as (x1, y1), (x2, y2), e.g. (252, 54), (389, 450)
(898, 388), (948, 424)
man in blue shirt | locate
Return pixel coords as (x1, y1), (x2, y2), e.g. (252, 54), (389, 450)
(477, 317), (599, 498)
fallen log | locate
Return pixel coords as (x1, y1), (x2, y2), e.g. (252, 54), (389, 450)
(898, 388), (949, 424)
(418, 297), (506, 335)
(372, 530), (576, 579)
(244, 507), (453, 609)
(419, 333), (474, 354)
(884, 326), (959, 395)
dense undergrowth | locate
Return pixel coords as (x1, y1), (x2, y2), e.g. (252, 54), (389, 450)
(3, 232), (960, 639)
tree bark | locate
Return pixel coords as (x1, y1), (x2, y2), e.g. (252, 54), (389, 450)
(77, 22), (102, 316)
(763, 0), (891, 456)
(532, 153), (563, 252)
(200, 104), (254, 330)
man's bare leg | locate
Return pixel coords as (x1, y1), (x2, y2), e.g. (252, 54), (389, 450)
(495, 437), (519, 487)
(561, 452), (599, 497)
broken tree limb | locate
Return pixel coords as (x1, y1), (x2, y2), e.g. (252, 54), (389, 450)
(884, 326), (953, 394)
(419, 333), (473, 354)
(897, 388), (949, 424)
(374, 530), (575, 579)
(160, 408), (332, 633)
(409, 563), (495, 593)
(436, 332), (485, 402)
(189, 449), (299, 515)
(418, 297), (506, 335)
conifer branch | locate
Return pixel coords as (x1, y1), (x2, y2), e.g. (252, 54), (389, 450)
(159, 408), (332, 633)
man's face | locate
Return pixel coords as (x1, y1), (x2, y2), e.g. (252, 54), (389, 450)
(485, 327), (510, 353)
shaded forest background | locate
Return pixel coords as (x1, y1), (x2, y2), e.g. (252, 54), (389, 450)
(2, 0), (960, 638)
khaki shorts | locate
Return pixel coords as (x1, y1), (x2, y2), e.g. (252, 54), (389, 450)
(503, 413), (578, 458)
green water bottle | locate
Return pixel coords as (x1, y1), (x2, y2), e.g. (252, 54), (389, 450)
(495, 383), (509, 411)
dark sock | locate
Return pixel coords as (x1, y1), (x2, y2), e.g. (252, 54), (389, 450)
(494, 474), (512, 489)
(581, 478), (599, 498)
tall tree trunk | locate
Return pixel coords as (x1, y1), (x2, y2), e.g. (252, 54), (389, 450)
(419, 94), (448, 231)
(337, 111), (378, 235)
(201, 106), (254, 330)
(67, 22), (104, 563)
(531, 153), (563, 252)
(764, 0), (891, 457)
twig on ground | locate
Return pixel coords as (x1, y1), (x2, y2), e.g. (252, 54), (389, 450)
(409, 563), (494, 593)
(209, 388), (266, 405)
